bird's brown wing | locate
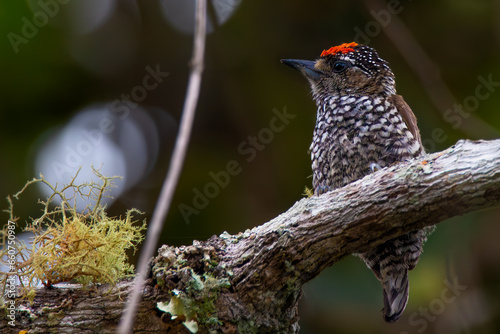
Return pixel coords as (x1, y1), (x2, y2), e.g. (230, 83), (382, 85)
(389, 94), (423, 149)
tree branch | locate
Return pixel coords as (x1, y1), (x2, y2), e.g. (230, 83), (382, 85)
(8, 139), (500, 333)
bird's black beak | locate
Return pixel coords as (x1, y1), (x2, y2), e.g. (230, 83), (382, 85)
(281, 59), (321, 80)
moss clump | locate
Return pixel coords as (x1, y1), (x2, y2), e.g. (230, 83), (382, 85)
(154, 244), (231, 332)
(157, 270), (230, 333)
(0, 168), (146, 301)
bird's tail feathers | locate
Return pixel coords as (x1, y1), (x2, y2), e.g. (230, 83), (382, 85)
(381, 268), (409, 323)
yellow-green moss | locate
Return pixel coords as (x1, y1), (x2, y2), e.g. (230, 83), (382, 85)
(0, 168), (146, 301)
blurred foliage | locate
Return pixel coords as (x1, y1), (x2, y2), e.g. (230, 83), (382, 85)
(1, 1), (499, 333)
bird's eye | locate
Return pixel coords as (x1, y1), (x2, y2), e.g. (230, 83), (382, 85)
(333, 61), (348, 73)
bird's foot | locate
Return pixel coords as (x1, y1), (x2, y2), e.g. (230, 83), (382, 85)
(315, 185), (333, 195)
(370, 162), (383, 173)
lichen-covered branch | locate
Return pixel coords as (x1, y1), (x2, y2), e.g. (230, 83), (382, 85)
(5, 139), (500, 334)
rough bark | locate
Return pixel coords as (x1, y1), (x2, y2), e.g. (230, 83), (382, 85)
(4, 139), (500, 333)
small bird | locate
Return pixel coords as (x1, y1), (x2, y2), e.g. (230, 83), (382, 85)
(282, 42), (430, 322)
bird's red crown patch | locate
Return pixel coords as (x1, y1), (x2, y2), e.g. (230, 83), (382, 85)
(320, 42), (358, 57)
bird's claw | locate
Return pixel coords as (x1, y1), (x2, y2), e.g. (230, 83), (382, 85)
(315, 185), (332, 195)
(370, 162), (383, 173)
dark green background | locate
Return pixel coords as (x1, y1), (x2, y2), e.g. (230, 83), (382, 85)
(1, 1), (500, 333)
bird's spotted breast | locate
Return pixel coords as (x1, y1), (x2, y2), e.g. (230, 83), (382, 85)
(310, 95), (421, 192)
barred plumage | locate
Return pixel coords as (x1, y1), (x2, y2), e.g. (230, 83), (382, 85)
(282, 42), (431, 322)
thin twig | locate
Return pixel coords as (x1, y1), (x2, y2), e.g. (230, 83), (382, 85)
(117, 0), (207, 332)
